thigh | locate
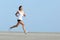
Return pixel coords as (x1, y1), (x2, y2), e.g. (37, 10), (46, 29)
(17, 21), (20, 25)
(20, 20), (24, 25)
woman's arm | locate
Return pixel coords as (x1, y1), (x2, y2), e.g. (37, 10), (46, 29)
(23, 11), (26, 17)
(15, 11), (19, 17)
(23, 13), (26, 17)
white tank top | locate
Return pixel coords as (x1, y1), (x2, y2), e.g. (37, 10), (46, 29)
(17, 10), (24, 20)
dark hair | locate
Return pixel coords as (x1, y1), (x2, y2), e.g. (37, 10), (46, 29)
(19, 5), (22, 10)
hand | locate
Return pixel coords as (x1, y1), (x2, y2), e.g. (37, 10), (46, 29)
(23, 13), (26, 17)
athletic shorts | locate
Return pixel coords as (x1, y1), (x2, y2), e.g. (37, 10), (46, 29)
(17, 19), (21, 22)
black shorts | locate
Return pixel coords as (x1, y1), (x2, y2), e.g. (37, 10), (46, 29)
(17, 19), (21, 22)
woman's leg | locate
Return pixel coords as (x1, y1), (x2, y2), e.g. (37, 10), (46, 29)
(10, 21), (20, 29)
(20, 21), (26, 33)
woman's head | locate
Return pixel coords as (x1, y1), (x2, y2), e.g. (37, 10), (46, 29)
(19, 5), (22, 10)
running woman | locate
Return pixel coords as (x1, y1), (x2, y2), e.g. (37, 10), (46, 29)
(10, 5), (26, 33)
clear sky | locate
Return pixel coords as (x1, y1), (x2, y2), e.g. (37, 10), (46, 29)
(0, 0), (60, 32)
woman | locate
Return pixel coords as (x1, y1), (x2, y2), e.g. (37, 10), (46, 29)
(10, 5), (26, 33)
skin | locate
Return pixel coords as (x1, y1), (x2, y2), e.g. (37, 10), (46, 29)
(10, 7), (26, 33)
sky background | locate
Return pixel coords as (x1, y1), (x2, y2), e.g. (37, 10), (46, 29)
(0, 0), (60, 32)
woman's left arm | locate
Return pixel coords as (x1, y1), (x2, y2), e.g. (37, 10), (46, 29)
(24, 13), (26, 17)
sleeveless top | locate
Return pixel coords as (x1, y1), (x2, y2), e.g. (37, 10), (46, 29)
(17, 10), (24, 20)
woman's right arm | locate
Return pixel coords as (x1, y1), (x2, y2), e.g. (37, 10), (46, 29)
(15, 11), (19, 17)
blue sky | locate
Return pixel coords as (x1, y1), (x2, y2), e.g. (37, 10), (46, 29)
(0, 0), (60, 32)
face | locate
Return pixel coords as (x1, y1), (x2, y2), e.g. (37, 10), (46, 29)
(19, 7), (23, 11)
(19, 6), (23, 10)
(21, 7), (23, 10)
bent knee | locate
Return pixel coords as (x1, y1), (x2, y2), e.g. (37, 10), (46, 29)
(22, 24), (24, 25)
(21, 23), (24, 25)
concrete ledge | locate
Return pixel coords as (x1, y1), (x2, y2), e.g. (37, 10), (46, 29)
(0, 32), (60, 40)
